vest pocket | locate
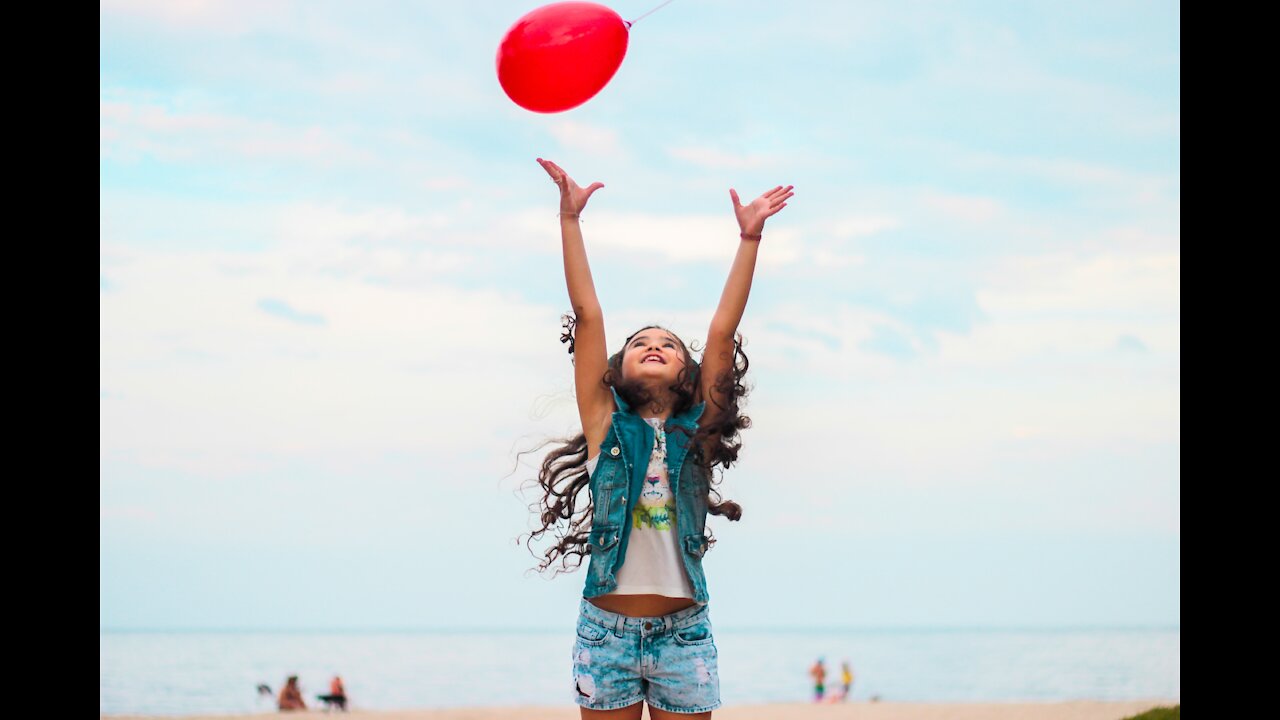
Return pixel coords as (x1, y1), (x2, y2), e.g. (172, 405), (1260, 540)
(683, 534), (708, 559)
(590, 524), (621, 552)
(678, 465), (707, 495)
(593, 452), (625, 488)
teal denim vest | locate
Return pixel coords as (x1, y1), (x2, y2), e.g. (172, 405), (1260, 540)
(582, 388), (713, 604)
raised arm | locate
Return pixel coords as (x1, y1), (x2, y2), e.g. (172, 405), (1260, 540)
(700, 184), (794, 415)
(537, 158), (614, 455)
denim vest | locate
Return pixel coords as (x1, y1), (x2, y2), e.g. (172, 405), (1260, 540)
(582, 388), (712, 604)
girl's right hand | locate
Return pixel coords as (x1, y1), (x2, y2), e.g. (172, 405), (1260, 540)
(537, 158), (604, 214)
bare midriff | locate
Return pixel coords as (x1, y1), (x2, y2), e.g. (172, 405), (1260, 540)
(587, 593), (698, 617)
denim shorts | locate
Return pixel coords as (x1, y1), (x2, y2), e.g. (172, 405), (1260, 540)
(571, 598), (721, 713)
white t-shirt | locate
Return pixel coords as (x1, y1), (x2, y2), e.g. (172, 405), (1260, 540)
(585, 417), (695, 599)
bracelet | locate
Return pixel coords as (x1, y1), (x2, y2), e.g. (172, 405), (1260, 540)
(558, 212), (580, 219)
(740, 232), (761, 241)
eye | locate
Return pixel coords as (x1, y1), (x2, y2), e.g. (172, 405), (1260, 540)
(664, 342), (675, 348)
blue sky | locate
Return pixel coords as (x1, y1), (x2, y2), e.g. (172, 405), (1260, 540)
(100, 0), (1179, 630)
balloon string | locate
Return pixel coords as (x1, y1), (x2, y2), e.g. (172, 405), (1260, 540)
(627, 0), (676, 27)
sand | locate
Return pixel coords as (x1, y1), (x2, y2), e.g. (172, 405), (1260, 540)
(101, 700), (1177, 720)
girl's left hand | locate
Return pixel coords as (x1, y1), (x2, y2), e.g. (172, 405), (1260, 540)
(537, 157), (604, 214)
(730, 185), (795, 236)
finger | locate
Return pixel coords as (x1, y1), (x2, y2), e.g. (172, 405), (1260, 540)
(584, 182), (605, 197)
(729, 188), (741, 208)
(536, 158), (563, 182)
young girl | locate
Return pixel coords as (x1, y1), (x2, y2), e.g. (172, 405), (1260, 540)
(529, 158), (793, 718)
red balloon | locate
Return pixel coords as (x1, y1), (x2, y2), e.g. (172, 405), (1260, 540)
(496, 2), (630, 113)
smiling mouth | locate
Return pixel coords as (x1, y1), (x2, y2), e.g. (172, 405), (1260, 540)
(642, 354), (665, 364)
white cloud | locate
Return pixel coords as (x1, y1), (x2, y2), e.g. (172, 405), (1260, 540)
(667, 147), (777, 170)
(100, 258), (562, 470)
(923, 192), (1005, 223)
(422, 176), (471, 191)
(716, 241), (1179, 500)
(98, 203), (572, 479)
(101, 0), (297, 32)
(549, 121), (625, 157)
(99, 98), (370, 166)
(591, 212), (802, 265)
(830, 215), (900, 240)
(958, 150), (1178, 209)
(978, 252), (1179, 319)
(269, 203), (466, 281)
(508, 209), (802, 266)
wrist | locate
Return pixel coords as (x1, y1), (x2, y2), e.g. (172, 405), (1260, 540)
(739, 232), (761, 241)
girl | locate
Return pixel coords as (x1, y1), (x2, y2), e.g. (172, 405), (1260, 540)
(529, 158), (793, 718)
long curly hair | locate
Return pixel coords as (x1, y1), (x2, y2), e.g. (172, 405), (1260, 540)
(522, 315), (750, 575)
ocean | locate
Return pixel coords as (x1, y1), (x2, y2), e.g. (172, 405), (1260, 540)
(100, 627), (1179, 716)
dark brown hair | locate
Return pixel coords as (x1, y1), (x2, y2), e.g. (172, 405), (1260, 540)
(522, 316), (750, 574)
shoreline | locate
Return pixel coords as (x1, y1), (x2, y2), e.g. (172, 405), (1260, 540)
(101, 699), (1179, 720)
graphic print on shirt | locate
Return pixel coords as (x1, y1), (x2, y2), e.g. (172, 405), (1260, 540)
(633, 419), (676, 531)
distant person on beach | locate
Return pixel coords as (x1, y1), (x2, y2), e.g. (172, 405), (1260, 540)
(524, 158), (793, 718)
(810, 657), (827, 701)
(840, 660), (854, 701)
(318, 675), (348, 711)
(277, 675), (306, 712)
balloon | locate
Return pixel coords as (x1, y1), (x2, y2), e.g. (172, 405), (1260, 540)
(496, 2), (630, 113)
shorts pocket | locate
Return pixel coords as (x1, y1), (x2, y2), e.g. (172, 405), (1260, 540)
(673, 620), (714, 647)
(575, 619), (611, 646)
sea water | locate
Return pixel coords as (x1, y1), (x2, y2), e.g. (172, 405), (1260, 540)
(100, 627), (1179, 716)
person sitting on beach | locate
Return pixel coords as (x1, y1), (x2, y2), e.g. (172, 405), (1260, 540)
(318, 675), (347, 711)
(277, 675), (306, 712)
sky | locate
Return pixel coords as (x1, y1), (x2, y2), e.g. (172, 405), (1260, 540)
(100, 0), (1179, 631)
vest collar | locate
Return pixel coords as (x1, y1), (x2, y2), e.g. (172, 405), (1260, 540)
(610, 386), (706, 427)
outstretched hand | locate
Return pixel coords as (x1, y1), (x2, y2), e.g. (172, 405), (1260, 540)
(537, 158), (604, 214)
(729, 185), (795, 236)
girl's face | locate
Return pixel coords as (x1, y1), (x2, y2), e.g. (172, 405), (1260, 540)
(620, 328), (687, 384)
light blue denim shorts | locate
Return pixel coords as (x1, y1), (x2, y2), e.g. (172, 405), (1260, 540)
(571, 598), (721, 713)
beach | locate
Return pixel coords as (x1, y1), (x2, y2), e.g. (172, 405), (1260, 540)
(102, 700), (1176, 720)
